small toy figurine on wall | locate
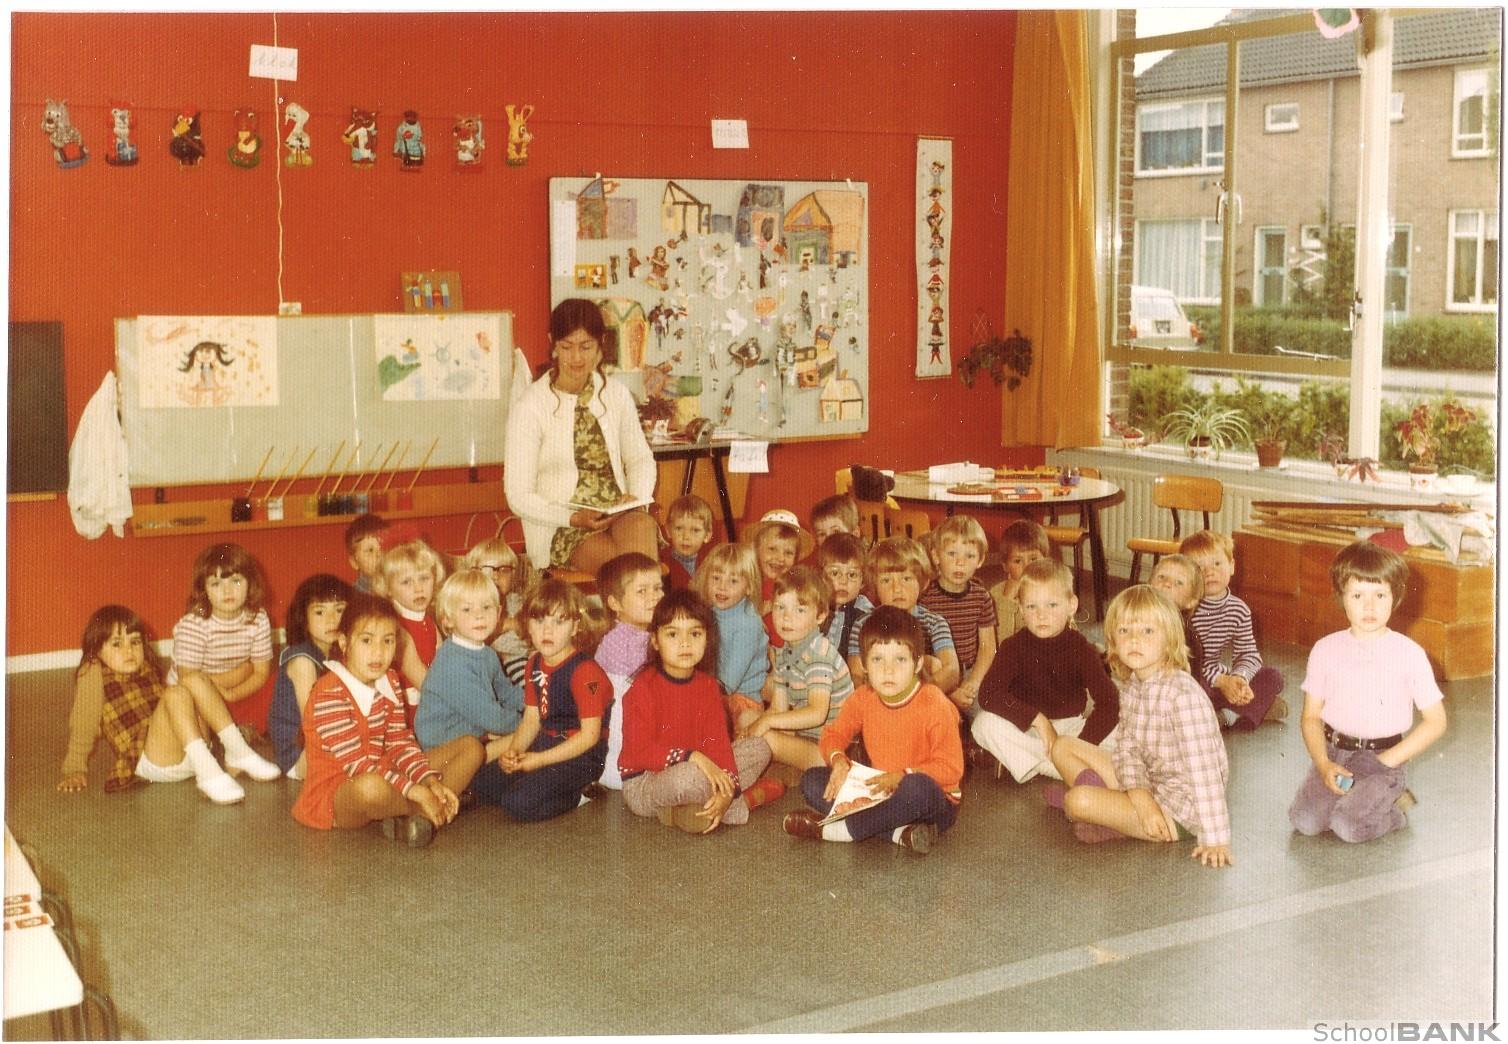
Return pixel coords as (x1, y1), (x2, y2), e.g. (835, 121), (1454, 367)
(342, 107), (378, 166)
(228, 109), (261, 169)
(104, 104), (136, 166)
(282, 101), (311, 167)
(505, 103), (534, 165)
(394, 110), (424, 170)
(169, 107), (205, 168)
(41, 99), (88, 169)
(453, 114), (484, 170)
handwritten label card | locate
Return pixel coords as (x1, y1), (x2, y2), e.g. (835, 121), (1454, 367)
(711, 119), (749, 149)
(249, 44), (299, 81)
(728, 440), (769, 474)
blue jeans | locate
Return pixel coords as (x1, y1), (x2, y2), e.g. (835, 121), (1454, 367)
(800, 768), (957, 842)
(471, 733), (606, 823)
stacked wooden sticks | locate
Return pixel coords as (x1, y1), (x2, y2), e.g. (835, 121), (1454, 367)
(234, 437), (441, 522)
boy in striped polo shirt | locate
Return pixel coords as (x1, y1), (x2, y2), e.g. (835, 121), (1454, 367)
(847, 537), (959, 694)
(920, 515), (998, 719)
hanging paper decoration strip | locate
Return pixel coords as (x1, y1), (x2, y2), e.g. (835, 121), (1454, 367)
(914, 136), (953, 378)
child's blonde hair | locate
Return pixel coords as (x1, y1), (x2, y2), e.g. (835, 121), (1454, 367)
(810, 494), (859, 536)
(433, 568), (500, 635)
(1019, 557), (1074, 598)
(1179, 529), (1234, 561)
(999, 519), (1050, 559)
(667, 494), (715, 532)
(867, 536), (932, 590)
(1330, 540), (1410, 604)
(376, 538), (446, 596)
(464, 536), (535, 598)
(931, 515), (989, 558)
(1103, 584), (1189, 681)
(771, 565), (832, 623)
(692, 542), (761, 606)
(520, 578), (608, 656)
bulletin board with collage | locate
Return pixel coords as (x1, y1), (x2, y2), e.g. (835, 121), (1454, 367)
(548, 176), (869, 441)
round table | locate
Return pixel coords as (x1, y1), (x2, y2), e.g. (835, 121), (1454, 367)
(889, 473), (1122, 619)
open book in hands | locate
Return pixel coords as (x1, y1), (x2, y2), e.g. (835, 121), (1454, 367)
(567, 496), (654, 517)
(819, 760), (896, 825)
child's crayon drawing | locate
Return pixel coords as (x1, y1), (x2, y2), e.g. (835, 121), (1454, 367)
(375, 314), (500, 401)
(137, 316), (279, 408)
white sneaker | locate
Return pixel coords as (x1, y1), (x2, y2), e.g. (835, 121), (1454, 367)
(286, 761), (305, 781)
(196, 771), (246, 805)
(224, 748), (281, 782)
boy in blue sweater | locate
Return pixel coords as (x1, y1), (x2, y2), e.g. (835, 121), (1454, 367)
(414, 568), (524, 761)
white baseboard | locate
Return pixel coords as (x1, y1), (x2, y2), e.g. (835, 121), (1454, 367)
(6, 633), (285, 676)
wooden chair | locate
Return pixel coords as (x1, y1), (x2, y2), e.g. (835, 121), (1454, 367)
(834, 467), (853, 495)
(853, 497), (889, 546)
(1043, 467), (1101, 617)
(885, 505), (932, 542)
(1126, 474), (1224, 584)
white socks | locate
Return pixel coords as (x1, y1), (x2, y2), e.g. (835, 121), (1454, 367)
(218, 725), (281, 781)
(184, 739), (245, 805)
(821, 820), (854, 843)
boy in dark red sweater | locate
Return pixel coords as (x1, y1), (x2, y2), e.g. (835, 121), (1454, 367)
(661, 494), (715, 590)
(971, 558), (1120, 784)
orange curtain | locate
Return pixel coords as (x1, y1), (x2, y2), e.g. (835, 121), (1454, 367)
(1000, 10), (1102, 448)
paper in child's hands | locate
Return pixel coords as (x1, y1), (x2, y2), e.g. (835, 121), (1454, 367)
(819, 761), (895, 825)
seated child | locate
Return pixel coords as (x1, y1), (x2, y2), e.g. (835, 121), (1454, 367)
(1050, 585), (1232, 868)
(663, 494), (715, 590)
(375, 533), (446, 725)
(269, 574), (352, 779)
(345, 513), (389, 594)
(743, 508), (815, 647)
(782, 606), (963, 854)
(292, 593), (483, 846)
(464, 536), (532, 686)
(919, 516), (998, 716)
(1180, 530), (1286, 729)
(847, 537), (959, 693)
(594, 551), (665, 789)
(1288, 541), (1446, 844)
(691, 542), (768, 733)
(742, 566), (854, 772)
(810, 493), (861, 546)
(414, 568), (524, 756)
(58, 605), (269, 803)
(988, 519), (1049, 641)
(972, 558), (1119, 783)
(818, 532), (872, 671)
(490, 580), (612, 822)
(619, 589), (777, 834)
(1151, 554), (1206, 674)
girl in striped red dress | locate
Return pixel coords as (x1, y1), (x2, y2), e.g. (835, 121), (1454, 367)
(292, 593), (482, 846)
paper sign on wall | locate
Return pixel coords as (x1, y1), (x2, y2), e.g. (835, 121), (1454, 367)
(711, 120), (749, 149)
(249, 44), (298, 81)
(551, 201), (577, 276)
(728, 440), (769, 473)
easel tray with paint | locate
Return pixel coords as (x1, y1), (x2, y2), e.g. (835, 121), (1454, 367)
(129, 479), (505, 539)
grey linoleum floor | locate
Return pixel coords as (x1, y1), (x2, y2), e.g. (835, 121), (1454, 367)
(3, 625), (1497, 1038)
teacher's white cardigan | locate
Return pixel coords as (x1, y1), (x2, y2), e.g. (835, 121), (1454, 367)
(504, 370), (657, 569)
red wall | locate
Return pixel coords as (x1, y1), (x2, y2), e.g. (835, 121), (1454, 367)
(8, 11), (1034, 655)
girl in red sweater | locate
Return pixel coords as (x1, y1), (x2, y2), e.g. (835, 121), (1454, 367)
(618, 590), (777, 834)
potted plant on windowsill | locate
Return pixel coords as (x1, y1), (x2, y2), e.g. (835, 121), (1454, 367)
(1249, 400), (1291, 469)
(1106, 412), (1148, 449)
(1395, 399), (1478, 492)
(1160, 402), (1250, 463)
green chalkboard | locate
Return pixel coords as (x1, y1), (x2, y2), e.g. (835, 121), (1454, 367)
(8, 321), (70, 494)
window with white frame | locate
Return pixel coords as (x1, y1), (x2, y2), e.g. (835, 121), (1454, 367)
(1264, 102), (1299, 132)
(1136, 98), (1224, 173)
(1384, 224), (1412, 319)
(1389, 91), (1405, 122)
(1453, 67), (1497, 156)
(1255, 227), (1287, 306)
(1135, 218), (1221, 303)
(1447, 210), (1498, 310)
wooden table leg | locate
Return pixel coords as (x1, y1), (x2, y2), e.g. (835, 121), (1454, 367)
(1086, 505), (1108, 621)
(710, 451), (737, 540)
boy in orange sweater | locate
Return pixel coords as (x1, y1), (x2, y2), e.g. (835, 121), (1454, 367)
(782, 605), (963, 854)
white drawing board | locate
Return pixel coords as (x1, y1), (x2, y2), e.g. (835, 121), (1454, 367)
(549, 176), (869, 440)
(115, 312), (514, 486)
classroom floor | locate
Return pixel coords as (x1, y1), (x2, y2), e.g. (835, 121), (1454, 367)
(3, 627), (1497, 1038)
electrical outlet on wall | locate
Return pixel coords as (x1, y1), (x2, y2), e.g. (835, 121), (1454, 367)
(278, 302), (302, 315)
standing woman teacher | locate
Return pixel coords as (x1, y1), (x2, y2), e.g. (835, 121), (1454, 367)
(506, 299), (659, 575)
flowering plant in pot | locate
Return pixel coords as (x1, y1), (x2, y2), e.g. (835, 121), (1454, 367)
(1106, 412), (1147, 449)
(1395, 399), (1477, 490)
(1160, 403), (1249, 463)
